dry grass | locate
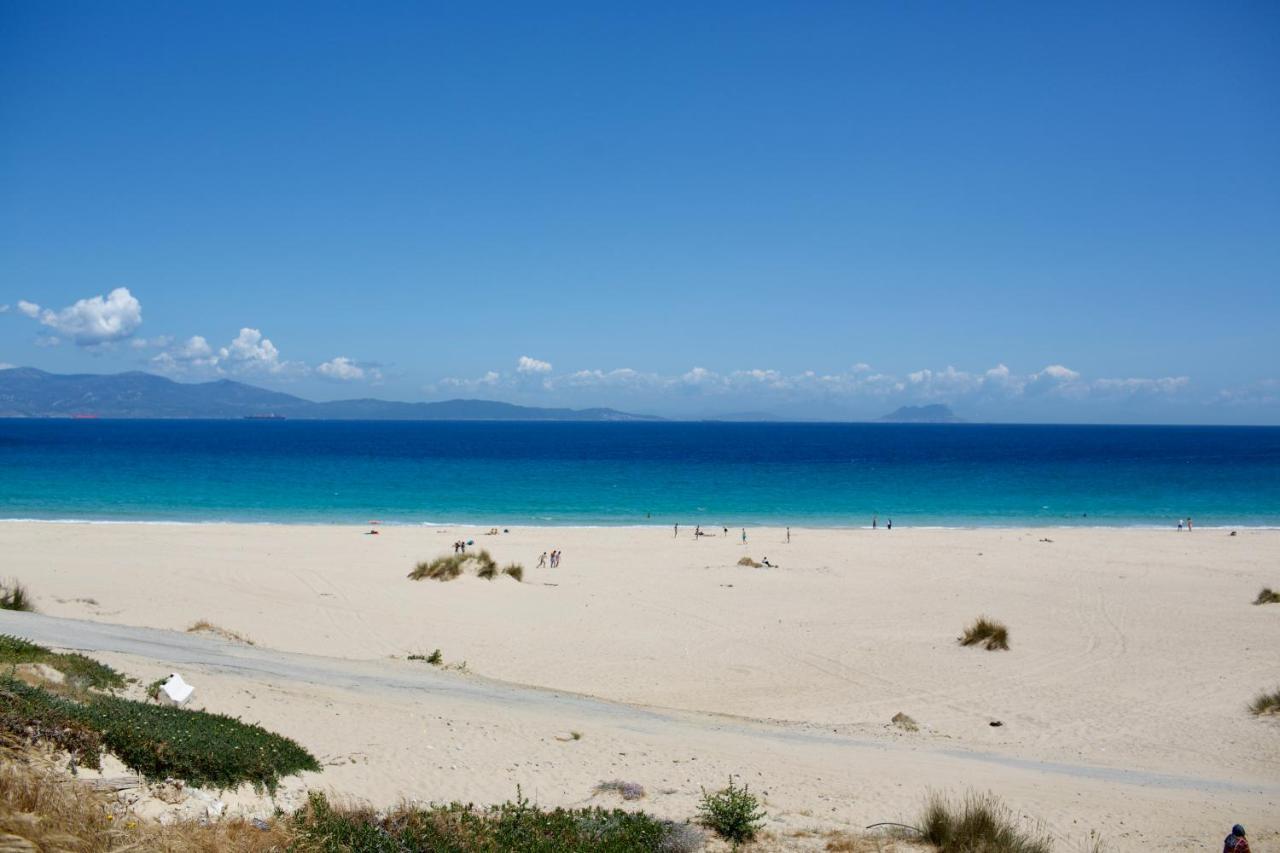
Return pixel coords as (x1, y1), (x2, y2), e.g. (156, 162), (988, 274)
(0, 580), (34, 613)
(958, 617), (1010, 651)
(0, 740), (291, 853)
(503, 563), (524, 582)
(825, 832), (912, 852)
(187, 620), (255, 645)
(1250, 687), (1280, 715)
(409, 550), (508, 582)
(1254, 587), (1280, 605)
(919, 791), (1051, 853)
(736, 556), (762, 567)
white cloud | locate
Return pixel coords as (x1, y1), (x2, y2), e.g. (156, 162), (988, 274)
(17, 287), (142, 346)
(1216, 379), (1280, 406)
(317, 356), (374, 382)
(516, 355), (552, 374)
(1091, 376), (1189, 395)
(151, 329), (310, 378)
(681, 367), (721, 387)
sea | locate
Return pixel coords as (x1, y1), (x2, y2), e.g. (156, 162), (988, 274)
(1, 420), (1279, 527)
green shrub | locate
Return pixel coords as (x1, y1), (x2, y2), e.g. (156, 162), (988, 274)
(503, 563), (524, 582)
(0, 677), (319, 792)
(290, 789), (702, 852)
(697, 776), (765, 846)
(0, 634), (124, 690)
(408, 649), (444, 666)
(0, 580), (33, 612)
(959, 617), (1010, 651)
(919, 791), (1051, 853)
(1250, 687), (1280, 715)
(1254, 587), (1280, 605)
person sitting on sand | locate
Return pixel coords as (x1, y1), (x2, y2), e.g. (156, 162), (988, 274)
(1223, 824), (1249, 853)
(761, 557), (774, 567)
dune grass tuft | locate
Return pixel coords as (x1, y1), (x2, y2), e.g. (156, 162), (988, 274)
(1250, 687), (1280, 716)
(410, 550), (507, 582)
(503, 563), (524, 582)
(187, 620), (255, 645)
(958, 617), (1009, 651)
(0, 580), (34, 612)
(408, 554), (467, 581)
(736, 556), (762, 567)
(918, 791), (1051, 853)
(1254, 587), (1280, 605)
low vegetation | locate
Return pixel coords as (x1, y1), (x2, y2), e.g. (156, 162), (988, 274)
(0, 580), (33, 612)
(1, 678), (104, 766)
(958, 617), (1010, 651)
(1, 677), (319, 791)
(595, 779), (646, 801)
(697, 776), (766, 847)
(0, 749), (293, 853)
(409, 550), (522, 583)
(918, 791), (1051, 853)
(291, 790), (704, 852)
(0, 634), (124, 691)
(891, 712), (918, 732)
(187, 619), (255, 645)
(1254, 587), (1280, 605)
(408, 649), (445, 665)
(1249, 687), (1280, 716)
(736, 556), (762, 567)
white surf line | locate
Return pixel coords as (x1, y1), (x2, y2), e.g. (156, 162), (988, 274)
(1, 610), (1272, 797)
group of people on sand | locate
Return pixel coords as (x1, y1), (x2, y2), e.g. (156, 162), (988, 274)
(451, 539), (470, 554)
(1177, 517), (1194, 531)
(536, 550), (561, 568)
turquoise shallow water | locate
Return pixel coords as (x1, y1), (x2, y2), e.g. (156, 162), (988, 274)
(1, 420), (1279, 527)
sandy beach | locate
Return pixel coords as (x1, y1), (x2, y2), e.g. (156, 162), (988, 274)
(3, 521), (1278, 850)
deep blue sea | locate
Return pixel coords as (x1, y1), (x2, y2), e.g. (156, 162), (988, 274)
(1, 420), (1278, 527)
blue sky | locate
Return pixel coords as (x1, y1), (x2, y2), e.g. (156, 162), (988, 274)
(1, 1), (1277, 422)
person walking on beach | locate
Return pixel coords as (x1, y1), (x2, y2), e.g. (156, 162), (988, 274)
(741, 528), (747, 544)
(674, 524), (679, 538)
(1177, 519), (1183, 531)
(887, 519), (892, 530)
(1223, 824), (1249, 853)
(537, 552), (547, 568)
(1187, 517), (1194, 531)
(786, 526), (791, 543)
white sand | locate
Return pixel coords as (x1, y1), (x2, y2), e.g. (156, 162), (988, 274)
(4, 522), (1278, 850)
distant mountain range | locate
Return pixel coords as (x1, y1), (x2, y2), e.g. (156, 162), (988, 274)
(0, 368), (659, 421)
(878, 404), (964, 423)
